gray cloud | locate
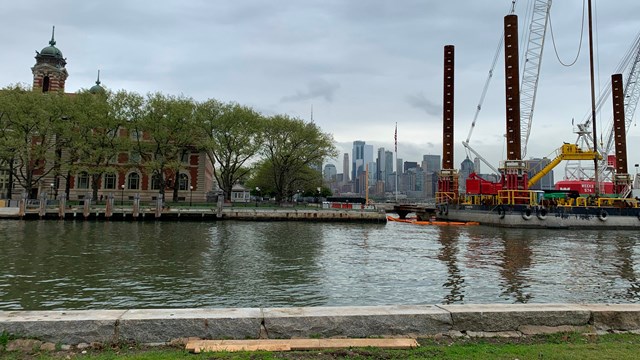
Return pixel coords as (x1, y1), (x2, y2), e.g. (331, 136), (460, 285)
(405, 92), (440, 116)
(1, 0), (639, 170)
(280, 79), (340, 103)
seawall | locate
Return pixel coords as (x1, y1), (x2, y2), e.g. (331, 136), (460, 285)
(0, 208), (387, 223)
(2, 304), (640, 345)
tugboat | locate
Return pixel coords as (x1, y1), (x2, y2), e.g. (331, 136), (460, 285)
(435, 5), (640, 229)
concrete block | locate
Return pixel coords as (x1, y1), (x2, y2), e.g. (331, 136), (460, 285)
(0, 310), (123, 344)
(263, 305), (452, 338)
(439, 304), (590, 332)
(117, 308), (263, 343)
(6, 339), (42, 352)
(579, 304), (640, 331)
(466, 331), (520, 338)
(519, 325), (592, 335)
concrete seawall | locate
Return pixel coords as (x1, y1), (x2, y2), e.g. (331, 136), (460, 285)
(1, 208), (387, 223)
(2, 304), (640, 345)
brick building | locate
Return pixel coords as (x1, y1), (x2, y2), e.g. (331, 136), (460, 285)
(5, 29), (216, 203)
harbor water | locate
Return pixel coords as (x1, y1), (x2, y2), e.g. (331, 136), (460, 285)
(0, 220), (639, 310)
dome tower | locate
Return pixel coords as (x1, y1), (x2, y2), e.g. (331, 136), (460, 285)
(89, 70), (105, 94)
(32, 26), (68, 92)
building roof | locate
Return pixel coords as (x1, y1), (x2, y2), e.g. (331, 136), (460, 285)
(89, 70), (105, 94)
(38, 27), (64, 60)
(232, 184), (249, 191)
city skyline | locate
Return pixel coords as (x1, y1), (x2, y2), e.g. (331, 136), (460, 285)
(323, 140), (562, 199)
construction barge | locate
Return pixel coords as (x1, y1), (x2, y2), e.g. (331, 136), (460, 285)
(433, 7), (640, 229)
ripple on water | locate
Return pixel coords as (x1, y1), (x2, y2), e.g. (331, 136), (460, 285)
(1, 221), (640, 309)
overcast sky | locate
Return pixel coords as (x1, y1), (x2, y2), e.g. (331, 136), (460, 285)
(2, 0), (640, 178)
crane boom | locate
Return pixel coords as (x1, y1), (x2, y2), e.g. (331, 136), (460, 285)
(520, 0), (552, 158)
(462, 141), (500, 175)
(564, 32), (640, 182)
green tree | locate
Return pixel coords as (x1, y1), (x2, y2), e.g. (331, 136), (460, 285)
(134, 92), (197, 202)
(260, 115), (337, 203)
(196, 100), (264, 201)
(0, 85), (68, 199)
(63, 89), (126, 201)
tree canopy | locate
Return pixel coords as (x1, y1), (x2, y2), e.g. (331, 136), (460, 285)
(259, 115), (338, 202)
(0, 85), (338, 202)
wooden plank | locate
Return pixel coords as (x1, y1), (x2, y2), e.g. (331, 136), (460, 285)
(289, 338), (419, 350)
(186, 338), (418, 353)
(186, 340), (290, 353)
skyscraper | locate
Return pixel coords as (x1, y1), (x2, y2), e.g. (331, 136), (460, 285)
(364, 144), (374, 168)
(460, 156), (475, 192)
(323, 164), (337, 180)
(385, 151), (394, 191)
(352, 141), (373, 184)
(422, 154), (441, 174)
(376, 147), (386, 182)
(342, 153), (349, 184)
(352, 141), (365, 182)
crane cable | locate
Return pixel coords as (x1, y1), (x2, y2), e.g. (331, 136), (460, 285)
(464, 0), (521, 156)
(548, 0), (586, 67)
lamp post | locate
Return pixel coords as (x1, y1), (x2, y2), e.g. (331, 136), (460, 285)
(316, 187), (321, 203)
(189, 185), (193, 207)
(255, 187), (260, 207)
(49, 183), (54, 201)
(121, 184), (125, 206)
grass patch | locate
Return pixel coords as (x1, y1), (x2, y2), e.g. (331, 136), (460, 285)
(3, 333), (640, 359)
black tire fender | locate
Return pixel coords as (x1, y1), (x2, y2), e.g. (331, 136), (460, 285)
(537, 208), (548, 220)
(598, 210), (608, 221)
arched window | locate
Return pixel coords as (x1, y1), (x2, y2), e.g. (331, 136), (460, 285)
(178, 173), (189, 191)
(150, 173), (162, 190)
(127, 173), (140, 190)
(77, 171), (90, 189)
(42, 76), (50, 93)
(103, 173), (116, 190)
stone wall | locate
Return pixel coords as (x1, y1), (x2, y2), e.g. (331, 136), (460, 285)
(2, 304), (640, 345)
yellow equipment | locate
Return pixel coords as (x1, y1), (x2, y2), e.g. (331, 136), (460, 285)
(528, 144), (601, 188)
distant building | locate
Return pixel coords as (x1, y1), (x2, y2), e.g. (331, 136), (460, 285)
(352, 141), (374, 194)
(352, 141), (365, 182)
(376, 147), (386, 182)
(231, 184), (250, 203)
(473, 157), (481, 174)
(459, 156), (475, 193)
(384, 151), (393, 189)
(4, 30), (215, 202)
(342, 153), (350, 184)
(422, 154), (441, 174)
(404, 161), (418, 173)
(323, 164), (337, 181)
(526, 158), (554, 190)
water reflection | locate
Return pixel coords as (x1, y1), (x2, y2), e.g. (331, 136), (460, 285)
(497, 230), (533, 303)
(612, 236), (640, 301)
(437, 227), (465, 304)
(2, 221), (640, 310)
